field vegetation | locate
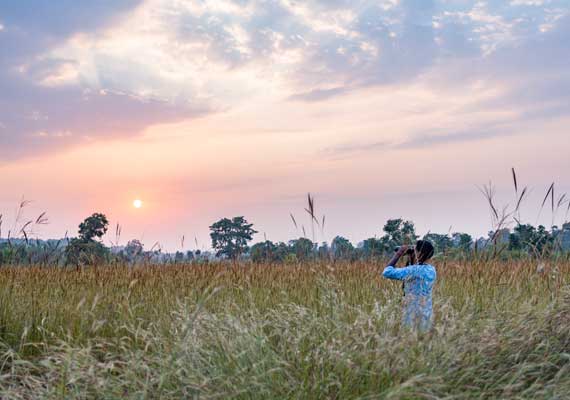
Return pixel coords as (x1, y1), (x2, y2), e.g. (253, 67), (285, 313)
(1, 259), (570, 399)
(2, 170), (570, 398)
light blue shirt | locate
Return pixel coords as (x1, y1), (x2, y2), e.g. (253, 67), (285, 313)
(382, 264), (436, 330)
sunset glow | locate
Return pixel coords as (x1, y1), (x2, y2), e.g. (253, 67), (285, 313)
(0, 1), (569, 250)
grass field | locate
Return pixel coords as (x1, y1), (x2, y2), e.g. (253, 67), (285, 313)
(1, 260), (570, 399)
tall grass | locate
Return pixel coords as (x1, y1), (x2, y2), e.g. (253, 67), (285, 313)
(1, 260), (570, 399)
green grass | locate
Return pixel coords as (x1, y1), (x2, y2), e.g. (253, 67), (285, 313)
(1, 260), (570, 399)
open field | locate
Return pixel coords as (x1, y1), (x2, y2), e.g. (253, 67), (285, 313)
(1, 260), (570, 399)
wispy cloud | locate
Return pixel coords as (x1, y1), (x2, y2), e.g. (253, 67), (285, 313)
(288, 87), (350, 102)
(324, 140), (391, 157)
(1, 0), (569, 161)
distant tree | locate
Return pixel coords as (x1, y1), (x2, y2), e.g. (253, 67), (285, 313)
(508, 227), (528, 251)
(535, 225), (554, 255)
(274, 242), (290, 262)
(289, 238), (314, 262)
(380, 219), (417, 250)
(175, 251), (185, 263)
(250, 240), (278, 263)
(186, 250), (195, 261)
(509, 224), (536, 252)
(78, 213), (109, 241)
(508, 224), (554, 256)
(557, 223), (570, 251)
(331, 236), (355, 261)
(360, 238), (384, 259)
(125, 239), (144, 261)
(65, 213), (110, 267)
(317, 242), (331, 260)
(452, 233), (473, 252)
(210, 216), (257, 260)
(424, 233), (453, 253)
(65, 239), (108, 267)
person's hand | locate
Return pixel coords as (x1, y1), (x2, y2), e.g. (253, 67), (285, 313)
(397, 245), (409, 255)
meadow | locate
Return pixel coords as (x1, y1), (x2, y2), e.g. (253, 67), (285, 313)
(1, 259), (570, 399)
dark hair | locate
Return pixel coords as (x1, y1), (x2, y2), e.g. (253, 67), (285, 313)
(415, 240), (435, 264)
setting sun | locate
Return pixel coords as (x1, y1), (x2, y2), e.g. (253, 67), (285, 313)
(133, 199), (143, 209)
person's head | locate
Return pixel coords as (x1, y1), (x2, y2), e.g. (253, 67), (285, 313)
(414, 240), (435, 264)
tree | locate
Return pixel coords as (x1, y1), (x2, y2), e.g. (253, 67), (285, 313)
(424, 233), (453, 253)
(65, 239), (108, 266)
(452, 233), (473, 252)
(380, 219), (417, 250)
(509, 224), (554, 256)
(317, 242), (331, 260)
(557, 223), (570, 251)
(535, 225), (554, 255)
(251, 240), (278, 263)
(125, 239), (144, 261)
(210, 216), (257, 260)
(274, 242), (291, 262)
(360, 238), (384, 259)
(78, 213), (109, 241)
(289, 238), (314, 262)
(65, 213), (110, 267)
(331, 236), (355, 261)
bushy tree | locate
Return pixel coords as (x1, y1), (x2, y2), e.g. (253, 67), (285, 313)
(380, 219), (417, 250)
(317, 242), (331, 260)
(424, 233), (453, 253)
(210, 216), (257, 260)
(78, 213), (109, 241)
(125, 239), (144, 261)
(65, 213), (110, 267)
(65, 239), (108, 267)
(331, 236), (355, 261)
(289, 238), (314, 262)
(509, 224), (554, 256)
(452, 232), (473, 252)
(535, 225), (554, 255)
(360, 238), (384, 259)
(174, 251), (185, 263)
(250, 240), (278, 263)
(274, 242), (291, 262)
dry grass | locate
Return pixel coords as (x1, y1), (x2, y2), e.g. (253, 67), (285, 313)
(1, 260), (570, 399)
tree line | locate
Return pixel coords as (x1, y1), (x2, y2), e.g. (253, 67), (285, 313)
(2, 212), (569, 267)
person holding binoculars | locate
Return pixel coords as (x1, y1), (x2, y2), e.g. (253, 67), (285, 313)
(382, 240), (436, 331)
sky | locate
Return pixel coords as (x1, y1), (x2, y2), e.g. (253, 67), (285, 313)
(1, 0), (569, 251)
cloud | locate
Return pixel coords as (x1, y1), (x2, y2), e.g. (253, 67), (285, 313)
(454, 14), (570, 124)
(396, 125), (517, 150)
(168, 0), (442, 91)
(0, 81), (209, 160)
(0, 0), (209, 161)
(402, 13), (570, 152)
(324, 121), (519, 158)
(323, 11), (570, 158)
(510, 0), (546, 5)
(0, 1), (143, 67)
(165, 0), (568, 99)
(288, 87), (350, 102)
(1, 0), (569, 161)
(324, 140), (391, 158)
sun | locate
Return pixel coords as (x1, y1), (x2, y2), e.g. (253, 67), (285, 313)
(133, 199), (143, 209)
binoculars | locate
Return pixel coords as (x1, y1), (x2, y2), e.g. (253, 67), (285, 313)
(394, 246), (415, 255)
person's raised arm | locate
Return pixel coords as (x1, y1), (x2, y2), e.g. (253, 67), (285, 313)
(386, 245), (407, 268)
(382, 245), (415, 280)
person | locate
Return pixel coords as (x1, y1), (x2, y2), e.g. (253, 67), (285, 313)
(382, 240), (436, 331)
